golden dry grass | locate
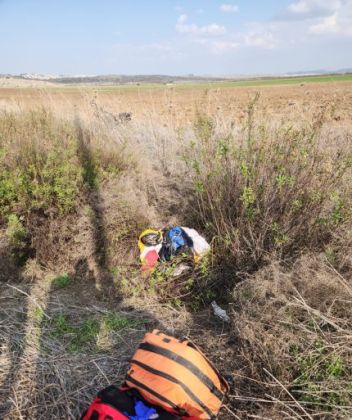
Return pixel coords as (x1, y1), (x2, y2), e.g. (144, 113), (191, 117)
(0, 80), (351, 126)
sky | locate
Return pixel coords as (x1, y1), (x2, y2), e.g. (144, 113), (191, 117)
(0, 0), (351, 76)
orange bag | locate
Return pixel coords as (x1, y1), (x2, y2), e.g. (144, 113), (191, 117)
(126, 330), (229, 419)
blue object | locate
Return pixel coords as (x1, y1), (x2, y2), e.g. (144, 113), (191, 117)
(168, 227), (185, 252)
(125, 399), (158, 420)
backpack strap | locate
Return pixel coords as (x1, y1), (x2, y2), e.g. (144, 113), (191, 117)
(185, 339), (230, 394)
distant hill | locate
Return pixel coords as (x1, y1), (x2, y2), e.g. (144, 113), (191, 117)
(285, 68), (352, 76)
(1, 73), (226, 85)
(1, 69), (351, 86)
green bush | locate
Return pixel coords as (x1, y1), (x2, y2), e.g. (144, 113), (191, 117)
(0, 110), (83, 218)
(6, 214), (30, 264)
(6, 214), (29, 248)
(0, 110), (131, 221)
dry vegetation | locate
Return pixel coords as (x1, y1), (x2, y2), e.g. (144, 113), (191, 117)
(0, 81), (352, 419)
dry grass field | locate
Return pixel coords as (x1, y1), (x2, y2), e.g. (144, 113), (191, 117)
(1, 79), (352, 124)
(1, 79), (352, 419)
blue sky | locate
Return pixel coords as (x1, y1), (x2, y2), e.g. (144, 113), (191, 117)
(0, 0), (351, 75)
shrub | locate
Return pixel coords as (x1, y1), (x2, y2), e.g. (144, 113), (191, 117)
(184, 101), (352, 273)
(0, 110), (135, 267)
(0, 110), (83, 218)
(6, 214), (29, 248)
(6, 214), (31, 265)
(0, 110), (132, 221)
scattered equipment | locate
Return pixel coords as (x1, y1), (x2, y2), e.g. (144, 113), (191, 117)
(138, 227), (210, 272)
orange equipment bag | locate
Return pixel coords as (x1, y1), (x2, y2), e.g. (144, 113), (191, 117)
(126, 330), (230, 419)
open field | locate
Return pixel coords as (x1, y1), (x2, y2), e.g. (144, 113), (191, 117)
(1, 73), (352, 89)
(1, 80), (352, 419)
(1, 78), (352, 125)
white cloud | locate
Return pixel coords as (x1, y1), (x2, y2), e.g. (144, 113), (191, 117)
(220, 4), (239, 13)
(172, 0), (351, 65)
(288, 1), (310, 13)
(309, 8), (352, 36)
(309, 14), (338, 33)
(200, 30), (277, 54)
(176, 14), (226, 35)
(279, 0), (342, 20)
(276, 0), (352, 37)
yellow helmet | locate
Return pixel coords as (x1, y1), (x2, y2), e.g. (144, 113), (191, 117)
(138, 229), (163, 252)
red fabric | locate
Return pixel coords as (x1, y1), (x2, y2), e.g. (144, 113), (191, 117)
(141, 250), (159, 271)
(82, 390), (201, 420)
(81, 397), (129, 420)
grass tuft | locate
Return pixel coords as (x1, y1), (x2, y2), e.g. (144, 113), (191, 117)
(52, 273), (71, 289)
(48, 312), (143, 353)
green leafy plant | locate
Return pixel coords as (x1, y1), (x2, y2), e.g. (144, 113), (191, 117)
(0, 111), (83, 217)
(6, 214), (30, 265)
(291, 341), (349, 407)
(52, 273), (71, 289)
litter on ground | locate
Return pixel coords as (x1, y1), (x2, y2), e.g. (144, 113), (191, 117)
(138, 227), (210, 272)
(211, 301), (230, 323)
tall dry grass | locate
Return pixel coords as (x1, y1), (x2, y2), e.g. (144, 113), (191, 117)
(229, 255), (352, 418)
